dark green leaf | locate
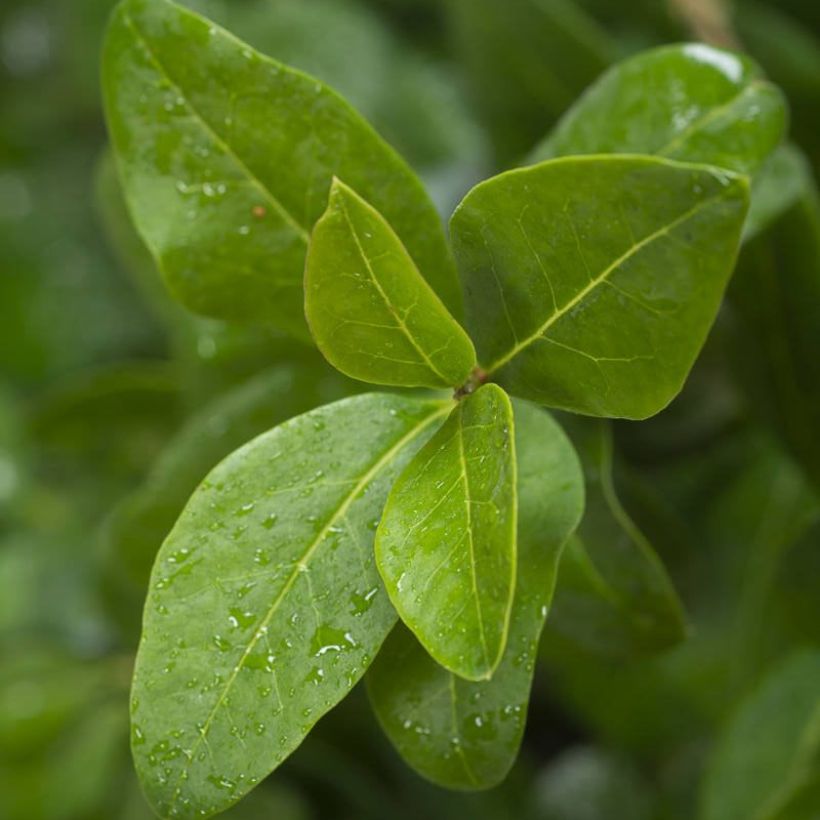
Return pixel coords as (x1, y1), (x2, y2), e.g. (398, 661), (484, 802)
(102, 0), (460, 337)
(450, 155), (749, 418)
(530, 43), (786, 178)
(701, 650), (820, 820)
(376, 384), (516, 681)
(367, 401), (583, 788)
(547, 417), (686, 657)
(305, 179), (476, 389)
(130, 393), (450, 817)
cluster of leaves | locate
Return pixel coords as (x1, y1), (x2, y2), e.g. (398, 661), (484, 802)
(2, 0), (820, 818)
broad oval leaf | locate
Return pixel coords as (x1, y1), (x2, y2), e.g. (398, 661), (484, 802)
(305, 179), (476, 389)
(102, 0), (461, 338)
(701, 650), (820, 820)
(130, 393), (450, 818)
(450, 155), (749, 419)
(530, 43), (787, 178)
(366, 401), (584, 789)
(546, 416), (686, 658)
(375, 384), (516, 681)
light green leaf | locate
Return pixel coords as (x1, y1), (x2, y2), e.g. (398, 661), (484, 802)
(546, 417), (686, 658)
(376, 384), (516, 681)
(450, 155), (749, 418)
(305, 179), (476, 389)
(102, 0), (460, 338)
(530, 43), (787, 178)
(130, 393), (450, 818)
(367, 401), (583, 789)
(701, 650), (820, 820)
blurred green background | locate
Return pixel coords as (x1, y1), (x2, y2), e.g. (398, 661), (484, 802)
(1, 0), (819, 818)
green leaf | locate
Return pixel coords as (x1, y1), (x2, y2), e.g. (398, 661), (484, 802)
(700, 650), (820, 820)
(367, 401), (583, 789)
(546, 417), (686, 658)
(530, 43), (787, 178)
(305, 179), (476, 389)
(102, 0), (460, 338)
(375, 384), (516, 681)
(130, 393), (450, 818)
(450, 155), (749, 418)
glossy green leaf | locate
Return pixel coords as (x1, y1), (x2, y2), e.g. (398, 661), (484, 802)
(130, 393), (450, 817)
(546, 417), (686, 658)
(701, 650), (820, 820)
(450, 155), (749, 418)
(366, 401), (583, 789)
(305, 179), (476, 389)
(102, 0), (460, 338)
(530, 43), (787, 178)
(376, 384), (516, 681)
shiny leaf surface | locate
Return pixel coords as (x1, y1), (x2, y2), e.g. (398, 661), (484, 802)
(305, 179), (475, 389)
(450, 155), (749, 418)
(367, 401), (583, 788)
(376, 384), (516, 681)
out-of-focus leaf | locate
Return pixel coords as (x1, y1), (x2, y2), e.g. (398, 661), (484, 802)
(376, 385), (516, 681)
(367, 401), (583, 788)
(102, 0), (460, 335)
(101, 364), (354, 638)
(530, 43), (787, 178)
(547, 417), (686, 657)
(727, 183), (820, 494)
(305, 179), (476, 389)
(700, 650), (820, 820)
(447, 0), (613, 162)
(131, 393), (449, 817)
(450, 155), (748, 418)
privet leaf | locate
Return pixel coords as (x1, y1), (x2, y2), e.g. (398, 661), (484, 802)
(530, 43), (787, 178)
(102, 0), (460, 337)
(367, 401), (584, 789)
(450, 155), (749, 418)
(375, 384), (516, 681)
(546, 417), (686, 658)
(130, 393), (450, 818)
(305, 179), (476, 388)
(701, 650), (820, 820)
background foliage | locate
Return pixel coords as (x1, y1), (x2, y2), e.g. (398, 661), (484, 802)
(1, 0), (818, 817)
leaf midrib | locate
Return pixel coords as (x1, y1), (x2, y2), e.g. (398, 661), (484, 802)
(121, 9), (310, 243)
(166, 402), (450, 809)
(486, 188), (733, 373)
(337, 193), (452, 385)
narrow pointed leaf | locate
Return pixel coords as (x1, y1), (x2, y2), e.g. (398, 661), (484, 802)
(305, 179), (476, 389)
(546, 417), (686, 658)
(367, 401), (584, 789)
(450, 155), (749, 418)
(102, 0), (460, 337)
(130, 393), (450, 818)
(530, 43), (787, 178)
(376, 384), (516, 681)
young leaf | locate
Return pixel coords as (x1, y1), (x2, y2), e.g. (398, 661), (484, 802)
(102, 0), (460, 337)
(375, 384), (516, 681)
(530, 43), (787, 178)
(367, 401), (584, 789)
(305, 179), (476, 389)
(700, 650), (820, 820)
(450, 155), (749, 419)
(130, 393), (450, 818)
(546, 417), (687, 658)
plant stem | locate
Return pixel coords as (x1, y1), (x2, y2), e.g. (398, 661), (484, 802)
(669, 0), (740, 49)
